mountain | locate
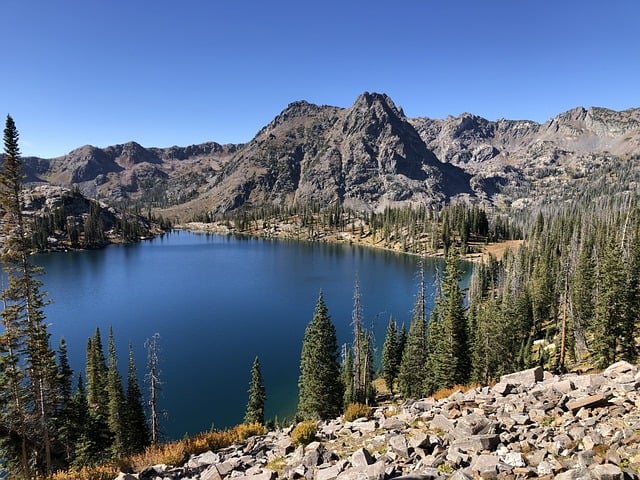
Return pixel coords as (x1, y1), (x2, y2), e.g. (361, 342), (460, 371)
(22, 93), (640, 219)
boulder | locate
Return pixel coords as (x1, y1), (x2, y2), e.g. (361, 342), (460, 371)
(470, 454), (501, 477)
(451, 433), (500, 453)
(350, 447), (375, 468)
(500, 366), (543, 386)
(388, 434), (410, 458)
(566, 393), (610, 412)
(591, 464), (624, 480)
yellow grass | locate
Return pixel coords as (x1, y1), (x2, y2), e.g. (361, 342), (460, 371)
(50, 422), (267, 479)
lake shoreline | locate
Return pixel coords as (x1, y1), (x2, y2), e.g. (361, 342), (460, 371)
(175, 221), (522, 263)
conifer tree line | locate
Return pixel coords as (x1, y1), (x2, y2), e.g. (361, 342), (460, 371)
(466, 201), (640, 378)
(0, 116), (154, 477)
(210, 201), (520, 255)
(299, 194), (640, 408)
(296, 253), (471, 418)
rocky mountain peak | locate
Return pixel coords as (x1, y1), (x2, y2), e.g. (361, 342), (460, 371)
(265, 100), (332, 132)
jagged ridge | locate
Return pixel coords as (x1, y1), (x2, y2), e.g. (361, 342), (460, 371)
(22, 93), (640, 218)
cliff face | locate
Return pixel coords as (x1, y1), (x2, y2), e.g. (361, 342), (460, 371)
(22, 93), (640, 218)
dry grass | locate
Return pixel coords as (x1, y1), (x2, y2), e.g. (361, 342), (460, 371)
(128, 422), (266, 470)
(344, 403), (372, 422)
(431, 383), (482, 401)
(49, 464), (119, 480)
(50, 423), (267, 479)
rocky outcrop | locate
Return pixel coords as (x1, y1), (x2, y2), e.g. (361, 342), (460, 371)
(15, 184), (162, 250)
(121, 361), (640, 480)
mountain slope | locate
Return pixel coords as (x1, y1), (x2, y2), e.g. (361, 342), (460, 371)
(22, 93), (640, 219)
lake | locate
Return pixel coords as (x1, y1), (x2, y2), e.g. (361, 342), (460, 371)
(34, 231), (470, 440)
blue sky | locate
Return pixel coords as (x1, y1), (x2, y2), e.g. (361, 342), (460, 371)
(1, 0), (638, 158)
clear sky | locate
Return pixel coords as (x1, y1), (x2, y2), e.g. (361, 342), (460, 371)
(1, 0), (638, 158)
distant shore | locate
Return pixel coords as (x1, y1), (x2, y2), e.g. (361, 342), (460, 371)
(176, 221), (523, 263)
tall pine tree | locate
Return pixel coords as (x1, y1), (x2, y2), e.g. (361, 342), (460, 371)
(106, 328), (126, 457)
(397, 261), (428, 398)
(298, 292), (343, 420)
(424, 252), (470, 394)
(124, 343), (150, 455)
(381, 317), (400, 394)
(244, 356), (266, 424)
(0, 114), (59, 476)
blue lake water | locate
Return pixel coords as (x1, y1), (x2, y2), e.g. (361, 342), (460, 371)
(34, 231), (469, 440)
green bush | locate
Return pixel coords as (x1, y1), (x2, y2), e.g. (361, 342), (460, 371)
(344, 402), (372, 422)
(291, 420), (317, 446)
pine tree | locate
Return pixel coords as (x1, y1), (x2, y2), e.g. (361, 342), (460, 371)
(297, 291), (344, 420)
(86, 328), (108, 414)
(57, 338), (74, 407)
(124, 343), (150, 455)
(622, 227), (640, 362)
(146, 333), (162, 445)
(106, 328), (126, 457)
(341, 346), (354, 407)
(592, 240), (630, 367)
(65, 376), (91, 465)
(56, 338), (75, 462)
(244, 356), (266, 424)
(0, 114), (58, 475)
(425, 252), (470, 393)
(397, 262), (428, 399)
(84, 329), (112, 460)
(381, 317), (399, 393)
(570, 239), (595, 359)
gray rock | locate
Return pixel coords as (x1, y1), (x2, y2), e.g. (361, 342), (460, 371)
(500, 451), (525, 468)
(219, 460), (241, 476)
(350, 448), (375, 468)
(451, 433), (500, 453)
(408, 431), (429, 449)
(188, 450), (221, 468)
(455, 413), (495, 435)
(491, 381), (514, 396)
(552, 379), (575, 394)
(591, 464), (624, 480)
(554, 468), (593, 480)
(604, 360), (637, 377)
(470, 454), (500, 477)
(349, 420), (377, 433)
(276, 436), (295, 455)
(449, 471), (473, 480)
(499, 366), (543, 386)
(566, 393), (610, 412)
(381, 417), (407, 431)
(201, 465), (223, 480)
(231, 471), (276, 480)
(429, 414), (454, 433)
(316, 462), (345, 480)
(115, 474), (138, 480)
(336, 460), (386, 480)
(388, 434), (410, 458)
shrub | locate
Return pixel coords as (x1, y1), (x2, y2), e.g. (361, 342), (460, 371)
(291, 420), (317, 446)
(344, 402), (372, 422)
